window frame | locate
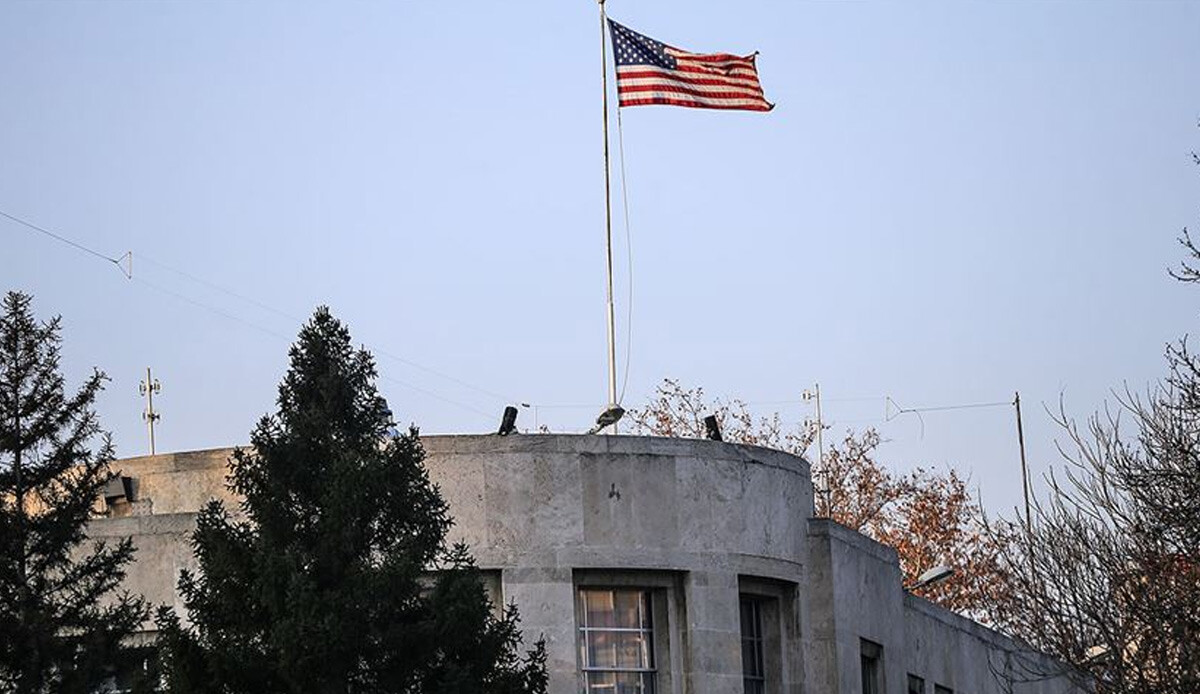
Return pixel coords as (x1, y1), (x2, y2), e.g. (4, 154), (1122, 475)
(860, 638), (884, 694)
(737, 576), (799, 694)
(574, 572), (682, 694)
(739, 595), (767, 694)
(576, 587), (657, 693)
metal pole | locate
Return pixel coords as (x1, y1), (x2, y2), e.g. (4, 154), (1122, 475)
(1014, 391), (1032, 534)
(815, 383), (827, 511)
(804, 384), (827, 513)
(147, 367), (156, 455)
(814, 383), (824, 469)
(141, 367), (161, 456)
(598, 0), (618, 414)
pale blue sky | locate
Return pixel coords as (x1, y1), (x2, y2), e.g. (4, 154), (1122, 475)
(2, 1), (1198, 519)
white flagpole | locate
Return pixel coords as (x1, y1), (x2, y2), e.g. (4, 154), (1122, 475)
(598, 0), (618, 417)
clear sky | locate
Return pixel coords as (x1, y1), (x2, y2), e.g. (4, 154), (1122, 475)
(2, 0), (1198, 520)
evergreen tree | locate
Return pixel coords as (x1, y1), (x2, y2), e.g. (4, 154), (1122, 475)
(156, 307), (546, 694)
(0, 291), (147, 693)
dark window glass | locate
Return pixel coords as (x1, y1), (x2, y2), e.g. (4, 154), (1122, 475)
(934, 686), (954, 694)
(105, 646), (160, 693)
(860, 639), (882, 694)
(907, 674), (926, 694)
(740, 596), (765, 694)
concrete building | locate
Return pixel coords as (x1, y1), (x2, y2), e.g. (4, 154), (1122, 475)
(93, 434), (1081, 694)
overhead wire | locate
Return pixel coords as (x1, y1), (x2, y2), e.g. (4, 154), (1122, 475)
(886, 398), (1012, 419)
(138, 254), (298, 323)
(132, 275), (497, 422)
(140, 253), (516, 404)
(883, 397), (1013, 439)
(3, 207), (1028, 432)
(1, 208), (125, 268)
(2, 207), (509, 422)
(132, 275), (292, 342)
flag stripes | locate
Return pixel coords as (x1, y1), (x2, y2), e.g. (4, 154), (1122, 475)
(608, 19), (773, 112)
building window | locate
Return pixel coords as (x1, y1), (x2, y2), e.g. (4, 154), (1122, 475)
(578, 588), (656, 694)
(740, 596), (766, 694)
(907, 674), (926, 694)
(860, 639), (883, 694)
(104, 646), (161, 693)
(934, 686), (953, 694)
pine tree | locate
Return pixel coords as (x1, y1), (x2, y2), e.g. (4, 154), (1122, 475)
(156, 307), (547, 694)
(0, 291), (148, 693)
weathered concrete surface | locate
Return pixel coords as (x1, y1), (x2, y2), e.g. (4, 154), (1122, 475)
(805, 519), (1080, 694)
(89, 513), (198, 619)
(107, 447), (239, 517)
(424, 435), (812, 694)
(90, 434), (1081, 694)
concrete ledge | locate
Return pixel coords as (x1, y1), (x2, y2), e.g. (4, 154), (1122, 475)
(88, 512), (198, 538)
(421, 433), (811, 478)
(903, 592), (1019, 651)
(807, 517), (899, 565)
(113, 447), (239, 475)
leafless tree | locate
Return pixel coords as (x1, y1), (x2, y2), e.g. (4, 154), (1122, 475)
(628, 379), (1013, 617)
(987, 230), (1200, 693)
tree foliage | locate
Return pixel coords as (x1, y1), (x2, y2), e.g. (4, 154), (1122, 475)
(0, 291), (147, 693)
(155, 307), (546, 694)
(628, 378), (1011, 616)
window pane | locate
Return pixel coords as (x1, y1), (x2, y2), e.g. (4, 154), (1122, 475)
(860, 639), (882, 694)
(585, 630), (612, 668)
(740, 601), (752, 635)
(908, 674), (925, 694)
(583, 588), (652, 629)
(586, 671), (655, 694)
(612, 589), (647, 628)
(740, 596), (766, 692)
(586, 630), (652, 669)
(585, 590), (617, 628)
(861, 656), (879, 694)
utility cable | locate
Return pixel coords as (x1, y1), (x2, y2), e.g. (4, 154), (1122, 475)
(885, 398), (1012, 419)
(884, 397), (1012, 439)
(2, 207), (512, 419)
(139, 252), (515, 404)
(0, 208), (128, 273)
(138, 254), (298, 323)
(132, 275), (494, 421)
(132, 275), (292, 342)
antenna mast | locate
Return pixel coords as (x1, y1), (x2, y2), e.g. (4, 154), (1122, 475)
(803, 384), (826, 512)
(139, 367), (162, 455)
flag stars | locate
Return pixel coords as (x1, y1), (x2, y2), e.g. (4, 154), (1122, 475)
(608, 19), (675, 69)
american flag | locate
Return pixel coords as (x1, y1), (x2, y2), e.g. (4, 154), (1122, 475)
(608, 19), (773, 112)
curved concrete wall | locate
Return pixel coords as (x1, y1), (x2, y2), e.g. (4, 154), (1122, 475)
(421, 435), (813, 693)
(102, 435), (815, 579)
(424, 434), (813, 580)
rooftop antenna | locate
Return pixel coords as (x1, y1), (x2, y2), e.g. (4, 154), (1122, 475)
(139, 367), (161, 455)
(802, 384), (828, 512)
